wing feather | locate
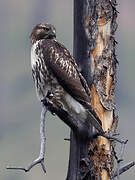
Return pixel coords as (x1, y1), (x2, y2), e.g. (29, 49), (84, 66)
(41, 39), (90, 106)
(40, 39), (102, 127)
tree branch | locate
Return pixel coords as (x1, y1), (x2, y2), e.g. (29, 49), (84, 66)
(7, 105), (47, 173)
(115, 141), (127, 180)
(113, 161), (135, 178)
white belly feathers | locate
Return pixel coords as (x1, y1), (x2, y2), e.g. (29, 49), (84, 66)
(31, 41), (39, 68)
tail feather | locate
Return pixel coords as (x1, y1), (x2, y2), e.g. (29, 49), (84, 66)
(87, 110), (104, 134)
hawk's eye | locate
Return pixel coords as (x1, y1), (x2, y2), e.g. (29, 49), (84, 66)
(43, 27), (50, 32)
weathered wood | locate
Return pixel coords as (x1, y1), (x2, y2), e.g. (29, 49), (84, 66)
(67, 0), (118, 179)
(66, 0), (93, 179)
(74, 0), (92, 87)
(84, 0), (118, 179)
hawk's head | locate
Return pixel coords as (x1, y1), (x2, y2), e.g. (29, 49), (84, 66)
(30, 23), (56, 44)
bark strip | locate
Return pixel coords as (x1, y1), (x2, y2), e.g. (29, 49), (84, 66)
(84, 0), (118, 179)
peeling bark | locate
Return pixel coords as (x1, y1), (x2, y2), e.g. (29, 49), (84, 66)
(84, 0), (118, 179)
(67, 0), (118, 179)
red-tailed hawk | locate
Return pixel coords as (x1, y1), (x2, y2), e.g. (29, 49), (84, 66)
(30, 23), (103, 132)
(6, 23), (103, 173)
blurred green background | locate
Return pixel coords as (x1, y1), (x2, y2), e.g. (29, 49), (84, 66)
(0, 0), (135, 179)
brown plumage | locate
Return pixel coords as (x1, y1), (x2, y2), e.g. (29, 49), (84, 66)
(30, 23), (103, 133)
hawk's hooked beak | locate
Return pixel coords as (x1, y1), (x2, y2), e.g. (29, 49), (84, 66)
(52, 29), (56, 34)
(50, 28), (56, 38)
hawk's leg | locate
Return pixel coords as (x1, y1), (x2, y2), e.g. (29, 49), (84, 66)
(6, 104), (47, 173)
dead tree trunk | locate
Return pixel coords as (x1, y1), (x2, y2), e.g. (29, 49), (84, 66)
(85, 0), (118, 179)
(67, 0), (118, 179)
(66, 1), (94, 180)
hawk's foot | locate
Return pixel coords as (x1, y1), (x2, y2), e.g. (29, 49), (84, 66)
(51, 98), (63, 109)
(41, 95), (63, 116)
(46, 92), (63, 109)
